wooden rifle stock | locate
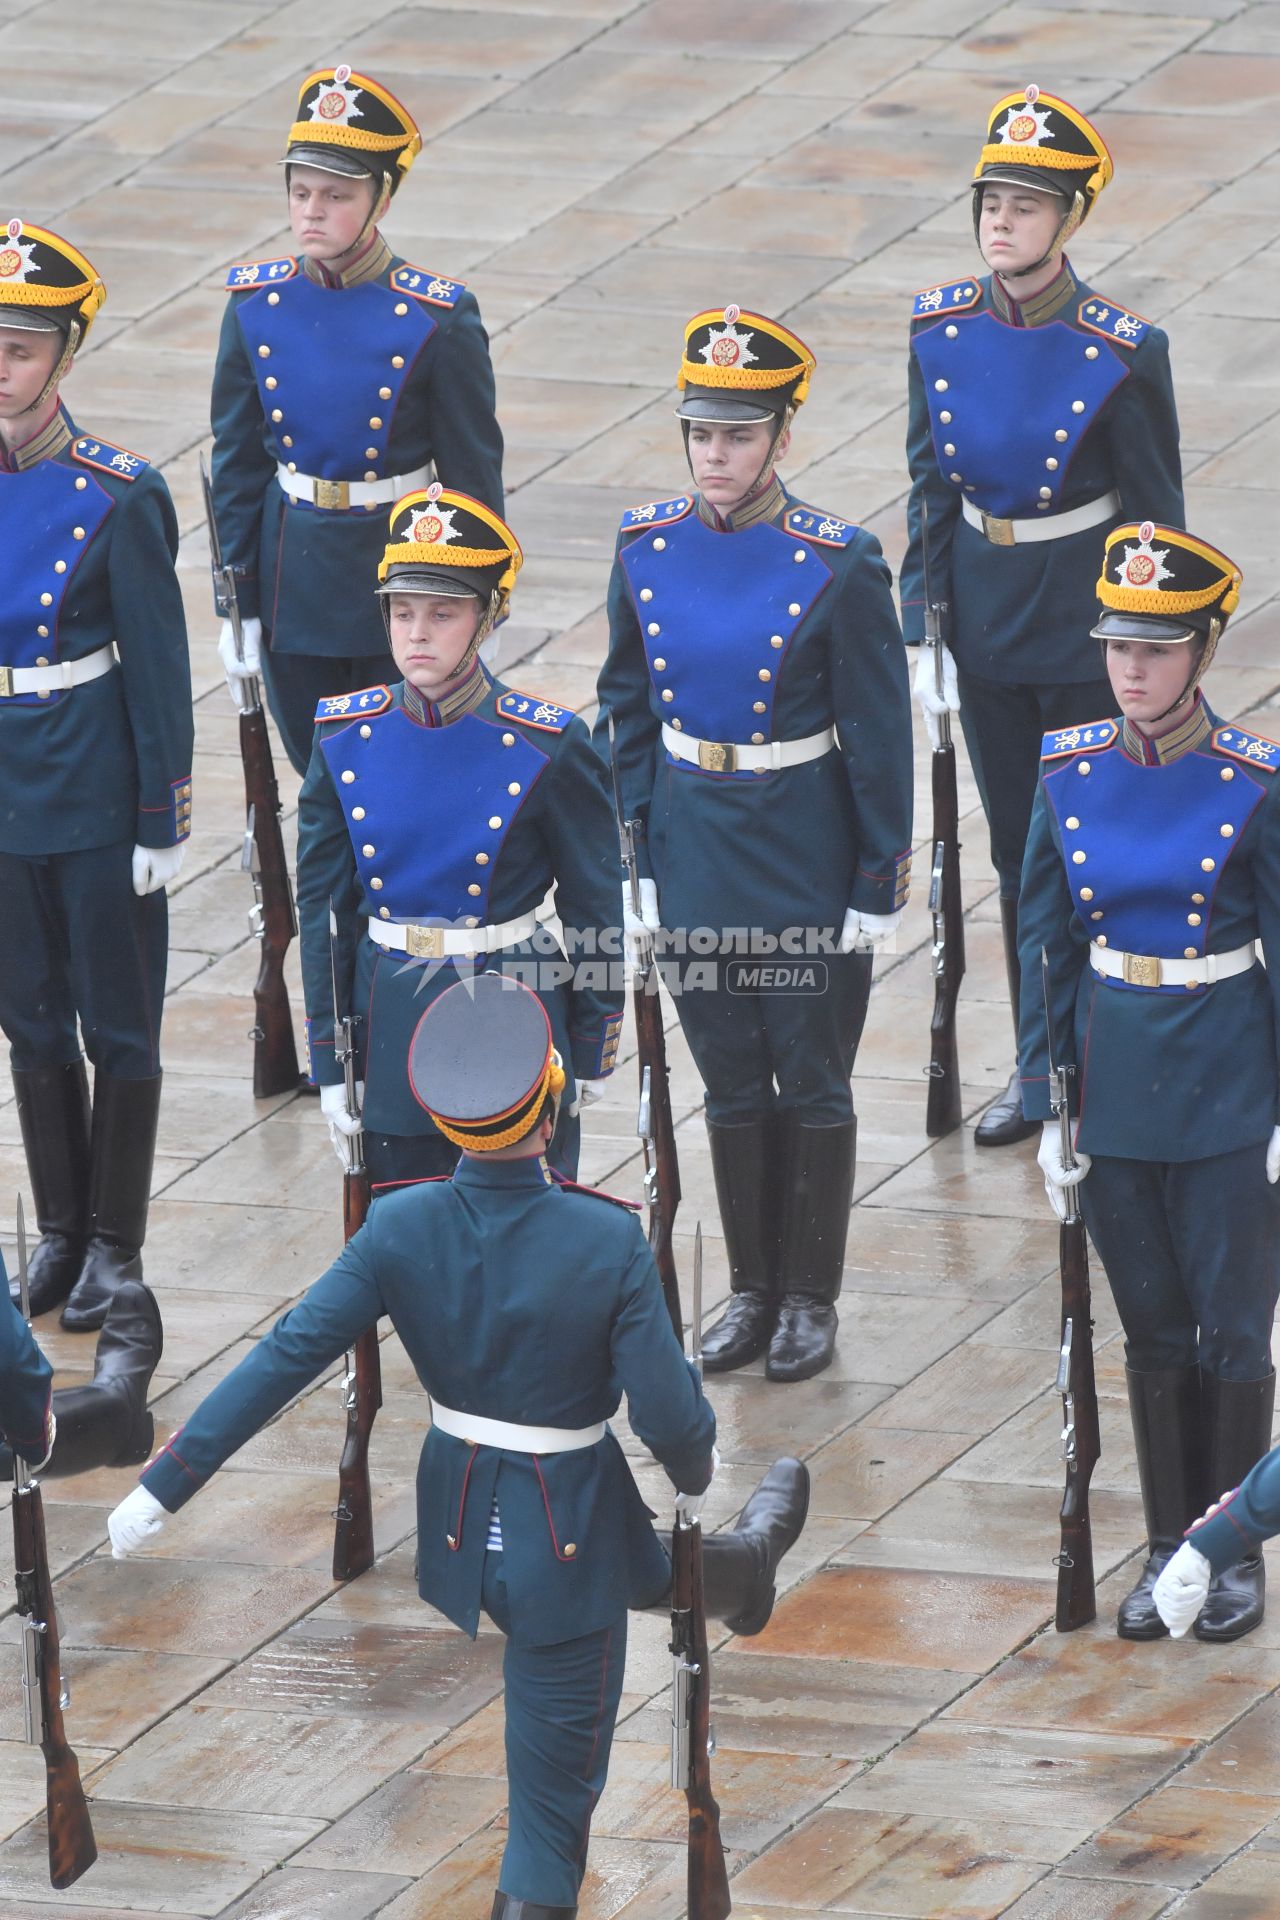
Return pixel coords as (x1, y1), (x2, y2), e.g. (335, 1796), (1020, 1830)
(925, 733), (965, 1137)
(12, 1479), (97, 1888)
(241, 709), (300, 1099)
(332, 1164), (380, 1582)
(671, 1517), (731, 1920)
(1055, 1214), (1100, 1631)
(635, 970), (683, 1342)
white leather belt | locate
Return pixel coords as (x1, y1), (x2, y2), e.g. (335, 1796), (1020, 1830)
(431, 1400), (606, 1454)
(1090, 940), (1256, 989)
(0, 646), (115, 699)
(961, 489), (1120, 547)
(662, 722), (834, 774)
(368, 912), (539, 959)
(276, 462), (432, 511)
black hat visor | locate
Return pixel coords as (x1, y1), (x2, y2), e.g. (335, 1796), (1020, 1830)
(1091, 610), (1200, 644)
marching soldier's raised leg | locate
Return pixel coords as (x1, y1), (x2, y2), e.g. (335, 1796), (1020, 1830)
(597, 308), (913, 1383)
(902, 85), (1184, 1146)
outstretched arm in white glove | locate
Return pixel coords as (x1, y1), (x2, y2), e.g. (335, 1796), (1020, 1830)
(840, 908), (902, 956)
(1037, 1119), (1092, 1222)
(320, 1080), (364, 1167)
(912, 643), (960, 751)
(108, 1485), (169, 1559)
(132, 843), (187, 897)
(218, 615), (263, 708)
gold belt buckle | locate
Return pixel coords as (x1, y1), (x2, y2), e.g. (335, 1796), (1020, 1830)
(1123, 951), (1161, 988)
(981, 510), (1016, 547)
(697, 739), (737, 773)
(313, 478), (350, 511)
(405, 924), (445, 959)
(0, 666), (12, 697)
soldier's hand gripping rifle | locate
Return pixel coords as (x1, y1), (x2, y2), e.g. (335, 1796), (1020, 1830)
(11, 1200), (97, 1890)
(608, 716), (682, 1342)
(328, 906), (381, 1582)
(1042, 948), (1100, 1631)
(922, 498), (965, 1137)
(200, 455), (300, 1099)
(670, 1226), (731, 1920)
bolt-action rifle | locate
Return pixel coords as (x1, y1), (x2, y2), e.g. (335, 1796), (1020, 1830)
(328, 905), (381, 1582)
(1042, 947), (1100, 1631)
(670, 1226), (731, 1920)
(11, 1199), (97, 1889)
(200, 455), (299, 1098)
(607, 715), (682, 1341)
(922, 498), (965, 1136)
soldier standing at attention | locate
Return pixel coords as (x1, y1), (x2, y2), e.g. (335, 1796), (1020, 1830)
(903, 86), (1183, 1147)
(597, 309), (913, 1384)
(210, 64), (503, 775)
(0, 221), (192, 1333)
(108, 974), (810, 1920)
(298, 489), (624, 1185)
(1019, 528), (1280, 1644)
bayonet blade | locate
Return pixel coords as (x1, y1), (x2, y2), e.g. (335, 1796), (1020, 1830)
(691, 1222), (703, 1372)
(16, 1192), (30, 1324)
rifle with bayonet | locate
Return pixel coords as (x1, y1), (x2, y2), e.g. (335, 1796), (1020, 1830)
(1041, 947), (1099, 1631)
(670, 1225), (731, 1920)
(328, 905), (381, 1582)
(607, 715), (682, 1342)
(11, 1199), (98, 1890)
(200, 454), (300, 1099)
(922, 497), (965, 1137)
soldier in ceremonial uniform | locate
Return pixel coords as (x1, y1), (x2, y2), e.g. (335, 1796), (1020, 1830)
(109, 973), (810, 1920)
(597, 308), (913, 1384)
(0, 221), (192, 1335)
(904, 85), (1183, 1147)
(298, 488), (624, 1184)
(211, 64), (503, 774)
(1019, 527), (1280, 1643)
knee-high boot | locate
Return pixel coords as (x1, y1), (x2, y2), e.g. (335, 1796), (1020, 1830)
(62, 1072), (163, 1333)
(1, 1281), (162, 1481)
(975, 898), (1038, 1148)
(766, 1117), (855, 1383)
(11, 1061), (91, 1317)
(1117, 1364), (1202, 1640)
(1195, 1369), (1276, 1642)
(701, 1116), (778, 1374)
(644, 1458), (811, 1637)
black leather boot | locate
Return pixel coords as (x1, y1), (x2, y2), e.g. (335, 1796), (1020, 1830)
(0, 1281), (162, 1482)
(10, 1061), (91, 1317)
(490, 1895), (576, 1919)
(1117, 1364), (1202, 1640)
(62, 1072), (163, 1333)
(701, 1457), (810, 1634)
(1195, 1369), (1275, 1643)
(974, 899), (1038, 1147)
(701, 1117), (778, 1374)
(766, 1118), (855, 1383)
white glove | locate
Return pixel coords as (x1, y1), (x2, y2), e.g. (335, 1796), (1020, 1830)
(840, 908), (901, 956)
(675, 1445), (721, 1521)
(132, 842), (187, 897)
(575, 1076), (610, 1108)
(218, 615), (262, 706)
(1037, 1119), (1092, 1222)
(1152, 1540), (1213, 1637)
(108, 1485), (168, 1559)
(913, 643), (960, 751)
(36, 1409), (56, 1473)
(321, 1080), (363, 1166)
(623, 876), (660, 967)
(1267, 1125), (1280, 1184)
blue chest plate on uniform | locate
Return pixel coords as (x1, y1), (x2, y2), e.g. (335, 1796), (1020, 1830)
(235, 274), (436, 482)
(0, 462), (114, 705)
(620, 512), (831, 759)
(1044, 742), (1267, 982)
(320, 706), (549, 923)
(912, 310), (1128, 518)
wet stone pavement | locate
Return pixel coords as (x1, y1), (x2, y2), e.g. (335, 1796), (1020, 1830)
(3, 0), (1280, 1914)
